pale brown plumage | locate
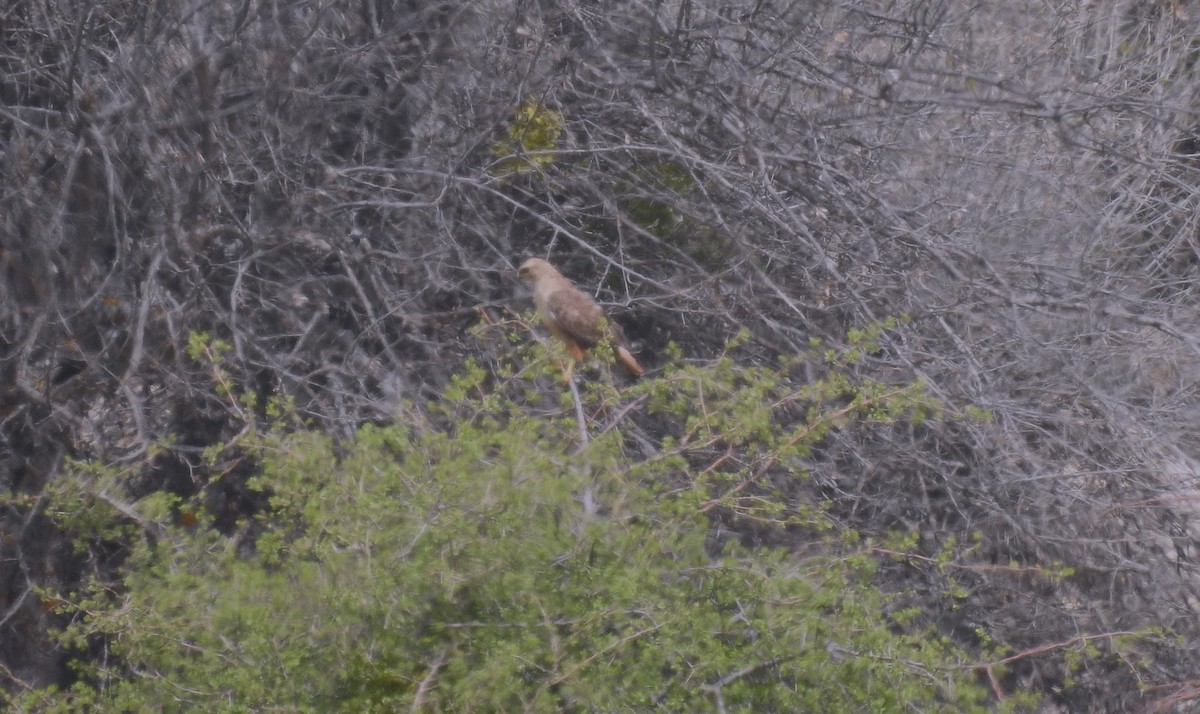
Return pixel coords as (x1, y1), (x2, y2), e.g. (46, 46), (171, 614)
(517, 258), (644, 378)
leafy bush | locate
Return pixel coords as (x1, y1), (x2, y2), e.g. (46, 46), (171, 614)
(490, 101), (565, 175)
(18, 337), (1008, 712)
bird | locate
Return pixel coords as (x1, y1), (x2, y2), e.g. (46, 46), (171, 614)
(517, 257), (644, 378)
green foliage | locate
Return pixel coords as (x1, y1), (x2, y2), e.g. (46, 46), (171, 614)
(21, 331), (1008, 712)
(489, 101), (564, 176)
(625, 160), (696, 234)
(620, 160), (734, 269)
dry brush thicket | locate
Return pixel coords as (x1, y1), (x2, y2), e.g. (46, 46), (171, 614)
(3, 0), (1200, 709)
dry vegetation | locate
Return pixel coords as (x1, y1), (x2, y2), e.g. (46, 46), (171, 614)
(4, 0), (1200, 710)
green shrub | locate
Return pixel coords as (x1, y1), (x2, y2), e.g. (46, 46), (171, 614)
(490, 101), (564, 176)
(19, 334), (1003, 712)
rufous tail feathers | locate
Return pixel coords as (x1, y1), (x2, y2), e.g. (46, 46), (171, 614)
(615, 345), (644, 378)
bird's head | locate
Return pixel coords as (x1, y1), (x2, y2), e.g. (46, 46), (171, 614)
(517, 258), (557, 282)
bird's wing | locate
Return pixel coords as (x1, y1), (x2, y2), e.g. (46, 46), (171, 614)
(544, 287), (605, 349)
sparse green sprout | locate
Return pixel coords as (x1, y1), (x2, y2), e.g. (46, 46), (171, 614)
(187, 330), (231, 363)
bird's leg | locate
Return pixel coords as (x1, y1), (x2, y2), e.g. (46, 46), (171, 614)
(563, 345), (587, 383)
(553, 344), (589, 383)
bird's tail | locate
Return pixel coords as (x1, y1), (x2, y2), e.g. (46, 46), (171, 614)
(614, 345), (644, 378)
